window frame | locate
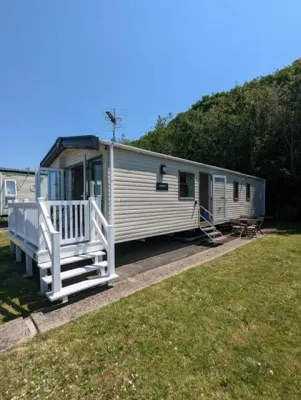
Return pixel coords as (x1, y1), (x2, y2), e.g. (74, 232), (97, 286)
(178, 170), (195, 201)
(246, 182), (251, 202)
(233, 180), (239, 202)
(4, 180), (17, 198)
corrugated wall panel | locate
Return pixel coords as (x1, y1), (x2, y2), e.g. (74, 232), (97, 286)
(114, 148), (265, 243)
(225, 174), (264, 219)
(114, 148), (200, 243)
(1, 172), (36, 214)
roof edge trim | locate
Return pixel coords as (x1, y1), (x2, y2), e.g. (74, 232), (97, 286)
(40, 135), (100, 167)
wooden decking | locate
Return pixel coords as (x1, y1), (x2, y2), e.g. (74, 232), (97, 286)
(8, 197), (117, 302)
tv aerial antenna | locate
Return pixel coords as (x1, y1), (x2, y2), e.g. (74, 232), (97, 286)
(103, 108), (128, 142)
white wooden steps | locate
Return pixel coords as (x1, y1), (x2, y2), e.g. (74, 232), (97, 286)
(38, 249), (118, 303)
(41, 262), (108, 285)
(46, 273), (119, 302)
(38, 251), (106, 270)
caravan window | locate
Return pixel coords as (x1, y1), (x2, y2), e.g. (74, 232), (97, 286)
(5, 180), (17, 197)
(4, 180), (17, 203)
(233, 181), (239, 202)
(179, 172), (195, 199)
(246, 183), (251, 202)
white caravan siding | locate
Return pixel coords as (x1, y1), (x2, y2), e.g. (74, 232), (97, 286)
(113, 146), (265, 243)
(44, 142), (265, 243)
(114, 148), (200, 243)
(49, 148), (103, 168)
(225, 173), (264, 219)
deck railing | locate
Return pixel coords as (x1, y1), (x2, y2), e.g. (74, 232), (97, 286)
(46, 200), (90, 245)
(8, 196), (114, 299)
(89, 197), (115, 277)
(38, 198), (61, 294)
(8, 200), (40, 247)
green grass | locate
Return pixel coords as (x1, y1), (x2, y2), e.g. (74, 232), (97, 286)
(1, 230), (301, 399)
(0, 233), (47, 323)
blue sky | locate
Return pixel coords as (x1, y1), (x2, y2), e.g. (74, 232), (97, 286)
(0, 0), (300, 169)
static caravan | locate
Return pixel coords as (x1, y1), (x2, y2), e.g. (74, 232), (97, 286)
(8, 136), (265, 303)
(0, 167), (36, 217)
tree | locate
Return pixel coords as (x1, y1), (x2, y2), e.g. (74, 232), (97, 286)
(130, 59), (301, 219)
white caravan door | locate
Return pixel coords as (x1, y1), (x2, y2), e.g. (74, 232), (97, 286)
(212, 175), (226, 222)
(35, 168), (65, 200)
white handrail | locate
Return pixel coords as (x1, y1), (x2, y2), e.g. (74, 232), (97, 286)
(92, 217), (108, 249)
(89, 197), (115, 278)
(40, 221), (52, 255)
(200, 205), (215, 223)
(38, 197), (61, 295)
(90, 199), (109, 229)
(39, 199), (56, 235)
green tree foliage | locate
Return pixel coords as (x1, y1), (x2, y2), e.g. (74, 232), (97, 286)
(131, 60), (301, 218)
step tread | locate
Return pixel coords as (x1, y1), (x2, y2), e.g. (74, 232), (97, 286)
(41, 261), (108, 284)
(214, 235), (227, 241)
(202, 227), (215, 232)
(38, 251), (106, 270)
(46, 273), (119, 301)
(207, 231), (222, 237)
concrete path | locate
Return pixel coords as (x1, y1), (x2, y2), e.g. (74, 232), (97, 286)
(0, 236), (259, 353)
(0, 317), (37, 353)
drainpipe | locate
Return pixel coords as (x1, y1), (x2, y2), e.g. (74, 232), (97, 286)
(107, 142), (115, 277)
(109, 143), (114, 226)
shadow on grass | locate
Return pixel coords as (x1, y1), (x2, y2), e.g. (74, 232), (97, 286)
(0, 243), (116, 322)
(0, 221), (300, 324)
(0, 244), (48, 323)
(270, 222), (301, 236)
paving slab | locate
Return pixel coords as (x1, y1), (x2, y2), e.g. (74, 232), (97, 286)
(0, 317), (37, 353)
(32, 236), (258, 333)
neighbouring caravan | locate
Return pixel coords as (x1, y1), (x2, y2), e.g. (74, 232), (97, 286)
(0, 167), (36, 216)
(8, 136), (265, 302)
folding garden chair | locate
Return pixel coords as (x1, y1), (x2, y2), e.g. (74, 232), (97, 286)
(256, 216), (265, 235)
(245, 219), (258, 238)
(230, 219), (243, 236)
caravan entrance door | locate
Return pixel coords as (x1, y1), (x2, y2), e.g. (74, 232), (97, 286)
(212, 175), (226, 222)
(35, 168), (64, 200)
(87, 157), (103, 208)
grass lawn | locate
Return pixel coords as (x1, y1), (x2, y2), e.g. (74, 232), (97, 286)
(1, 230), (301, 399)
(0, 232), (47, 324)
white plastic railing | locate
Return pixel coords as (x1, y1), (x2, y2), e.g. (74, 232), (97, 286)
(46, 200), (90, 245)
(38, 198), (61, 295)
(89, 197), (115, 278)
(8, 200), (39, 247)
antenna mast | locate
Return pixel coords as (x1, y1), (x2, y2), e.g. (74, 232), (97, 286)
(105, 108), (117, 142)
(103, 108), (127, 142)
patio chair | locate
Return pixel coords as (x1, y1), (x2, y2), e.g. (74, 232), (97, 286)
(245, 219), (258, 238)
(256, 216), (265, 235)
(230, 219), (243, 236)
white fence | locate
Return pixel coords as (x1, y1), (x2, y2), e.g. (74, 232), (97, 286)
(8, 201), (39, 247)
(46, 200), (90, 245)
(8, 200), (91, 248)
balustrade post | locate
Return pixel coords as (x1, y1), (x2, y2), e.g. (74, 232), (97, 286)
(51, 231), (61, 295)
(14, 199), (18, 236)
(37, 197), (45, 250)
(107, 225), (115, 277)
(23, 199), (29, 243)
(89, 197), (96, 241)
